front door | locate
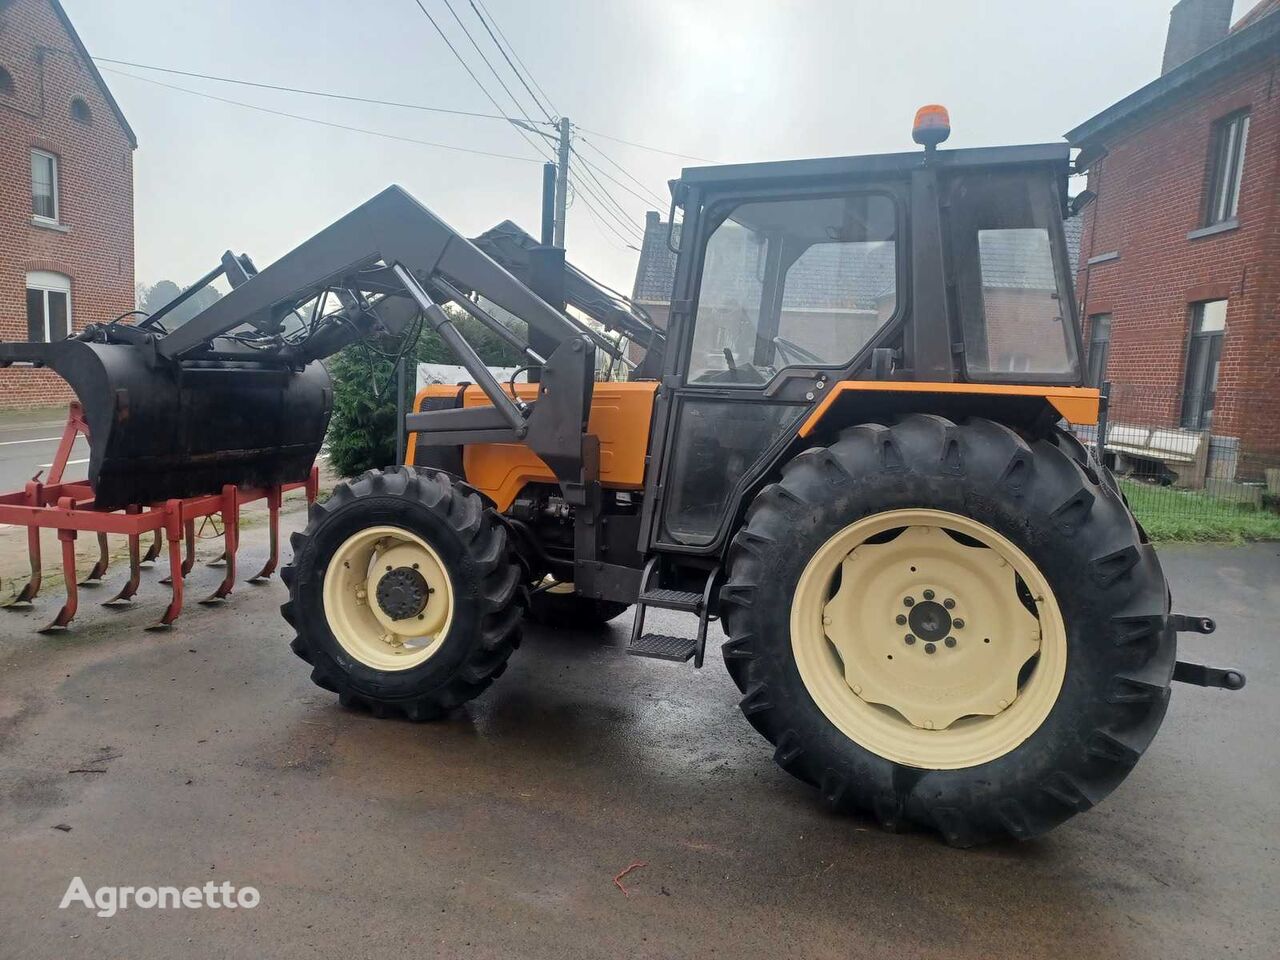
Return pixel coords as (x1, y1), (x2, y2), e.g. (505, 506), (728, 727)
(650, 187), (906, 553)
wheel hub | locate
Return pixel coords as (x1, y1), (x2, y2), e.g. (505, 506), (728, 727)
(817, 523), (1044, 732)
(321, 526), (455, 672)
(375, 566), (432, 621)
(907, 599), (951, 642)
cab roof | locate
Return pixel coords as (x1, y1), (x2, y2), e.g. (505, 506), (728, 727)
(674, 142), (1070, 197)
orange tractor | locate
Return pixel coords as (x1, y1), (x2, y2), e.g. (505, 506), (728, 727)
(2, 108), (1243, 844)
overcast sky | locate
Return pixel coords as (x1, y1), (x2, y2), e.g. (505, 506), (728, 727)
(64, 0), (1266, 296)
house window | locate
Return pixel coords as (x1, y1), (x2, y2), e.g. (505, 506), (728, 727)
(1087, 314), (1111, 386)
(1181, 300), (1226, 431)
(70, 96), (92, 124)
(31, 149), (59, 222)
(0, 65), (14, 96)
(25, 271), (72, 342)
(1205, 111), (1249, 226)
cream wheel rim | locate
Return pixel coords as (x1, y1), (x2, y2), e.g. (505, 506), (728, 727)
(321, 525), (454, 671)
(790, 509), (1067, 770)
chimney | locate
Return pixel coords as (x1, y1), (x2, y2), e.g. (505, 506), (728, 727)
(1162, 0), (1233, 74)
(645, 210), (661, 231)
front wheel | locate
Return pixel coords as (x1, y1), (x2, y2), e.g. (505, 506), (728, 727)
(721, 415), (1174, 845)
(282, 467), (523, 720)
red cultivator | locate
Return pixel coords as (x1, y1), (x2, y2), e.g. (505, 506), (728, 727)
(0, 403), (318, 631)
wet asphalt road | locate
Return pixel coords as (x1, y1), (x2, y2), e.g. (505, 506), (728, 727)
(0, 412), (90, 494)
(0, 511), (1275, 960)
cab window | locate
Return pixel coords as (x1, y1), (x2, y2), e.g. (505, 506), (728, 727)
(687, 193), (898, 384)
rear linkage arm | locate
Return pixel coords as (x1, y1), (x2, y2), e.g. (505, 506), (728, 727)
(1169, 615), (1246, 691)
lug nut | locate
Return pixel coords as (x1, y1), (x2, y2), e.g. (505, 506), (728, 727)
(953, 618), (965, 629)
(945, 637), (956, 648)
(896, 614), (907, 625)
(924, 642), (936, 654)
(905, 634), (916, 645)
(923, 589), (935, 600)
(904, 597), (915, 607)
(943, 598), (955, 609)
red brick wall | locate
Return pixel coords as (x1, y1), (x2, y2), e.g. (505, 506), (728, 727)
(1076, 51), (1280, 463)
(0, 0), (134, 408)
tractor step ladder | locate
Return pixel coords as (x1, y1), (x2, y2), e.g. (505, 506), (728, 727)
(627, 557), (719, 666)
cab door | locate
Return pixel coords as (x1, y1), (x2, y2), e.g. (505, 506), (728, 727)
(642, 184), (907, 555)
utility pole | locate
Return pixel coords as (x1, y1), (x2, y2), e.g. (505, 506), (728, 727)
(553, 116), (570, 247)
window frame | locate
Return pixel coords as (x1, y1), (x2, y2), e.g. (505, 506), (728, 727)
(945, 171), (1082, 386)
(681, 187), (908, 390)
(25, 271), (73, 343)
(1180, 300), (1226, 431)
(1086, 313), (1112, 387)
(1204, 110), (1250, 227)
(31, 148), (60, 224)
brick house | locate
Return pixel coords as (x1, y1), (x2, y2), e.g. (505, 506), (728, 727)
(0, 0), (135, 408)
(1069, 0), (1280, 477)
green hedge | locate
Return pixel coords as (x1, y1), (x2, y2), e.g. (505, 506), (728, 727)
(325, 310), (524, 478)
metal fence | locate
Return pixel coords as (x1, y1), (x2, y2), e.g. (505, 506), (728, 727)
(1076, 382), (1280, 538)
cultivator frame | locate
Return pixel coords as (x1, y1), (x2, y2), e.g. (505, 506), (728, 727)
(0, 402), (317, 631)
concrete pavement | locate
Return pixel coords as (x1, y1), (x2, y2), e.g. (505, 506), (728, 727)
(0, 508), (1275, 959)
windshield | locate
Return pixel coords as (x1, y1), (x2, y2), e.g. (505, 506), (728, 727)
(687, 193), (898, 384)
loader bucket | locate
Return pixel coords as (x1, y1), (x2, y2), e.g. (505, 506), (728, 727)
(1, 340), (331, 511)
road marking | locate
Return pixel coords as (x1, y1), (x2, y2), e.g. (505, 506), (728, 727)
(38, 457), (89, 469)
(0, 436), (64, 446)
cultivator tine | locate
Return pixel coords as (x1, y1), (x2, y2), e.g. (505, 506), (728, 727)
(183, 520), (196, 573)
(104, 531), (142, 605)
(148, 503), (186, 631)
(38, 525), (79, 633)
(141, 529), (162, 565)
(249, 488), (282, 582)
(159, 520), (196, 586)
(9, 524), (42, 605)
(79, 532), (110, 585)
(200, 486), (238, 604)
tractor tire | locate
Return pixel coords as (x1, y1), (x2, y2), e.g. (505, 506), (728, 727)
(282, 466), (523, 721)
(526, 590), (630, 629)
(721, 415), (1174, 845)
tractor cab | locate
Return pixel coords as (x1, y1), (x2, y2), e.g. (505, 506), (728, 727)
(642, 112), (1085, 551)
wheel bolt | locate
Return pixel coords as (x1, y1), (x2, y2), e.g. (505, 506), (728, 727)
(924, 642), (936, 654)
(953, 618), (965, 629)
(904, 597), (915, 607)
(943, 598), (955, 609)
(944, 637), (956, 648)
(896, 614), (907, 625)
(904, 634), (916, 645)
(923, 589), (935, 600)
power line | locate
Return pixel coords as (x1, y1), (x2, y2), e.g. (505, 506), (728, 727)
(89, 55), (713, 166)
(466, 0), (556, 124)
(569, 171), (644, 243)
(573, 142), (667, 207)
(408, 0), (553, 163)
(473, 0), (560, 118)
(575, 125), (718, 164)
(100, 67), (542, 163)
(570, 153), (646, 237)
(92, 56), (541, 124)
(438, 0), (550, 145)
(572, 183), (641, 250)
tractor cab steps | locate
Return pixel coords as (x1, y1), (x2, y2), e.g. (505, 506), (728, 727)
(627, 558), (719, 667)
(627, 633), (698, 662)
(638, 588), (702, 612)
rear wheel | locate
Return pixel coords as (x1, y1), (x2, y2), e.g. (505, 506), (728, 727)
(282, 466), (523, 720)
(721, 415), (1173, 845)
